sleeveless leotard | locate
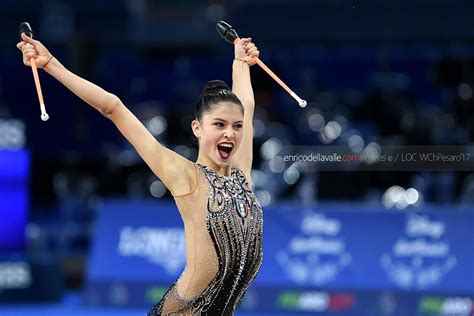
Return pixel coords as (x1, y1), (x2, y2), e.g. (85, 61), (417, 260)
(147, 163), (263, 315)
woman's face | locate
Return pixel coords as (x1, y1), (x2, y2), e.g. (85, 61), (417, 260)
(193, 102), (244, 168)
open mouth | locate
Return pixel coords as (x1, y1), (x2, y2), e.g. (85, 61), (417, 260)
(217, 142), (234, 160)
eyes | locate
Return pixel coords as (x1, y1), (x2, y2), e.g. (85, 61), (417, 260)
(214, 122), (243, 129)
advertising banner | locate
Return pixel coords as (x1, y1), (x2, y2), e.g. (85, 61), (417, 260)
(85, 199), (474, 313)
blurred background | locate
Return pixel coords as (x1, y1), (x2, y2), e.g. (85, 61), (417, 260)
(1, 0), (474, 315)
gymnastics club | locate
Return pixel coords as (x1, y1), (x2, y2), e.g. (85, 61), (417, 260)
(216, 21), (307, 108)
(19, 22), (49, 121)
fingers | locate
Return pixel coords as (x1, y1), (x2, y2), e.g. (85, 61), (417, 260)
(22, 54), (31, 66)
(250, 50), (260, 59)
(241, 37), (255, 51)
(17, 41), (35, 53)
(22, 51), (34, 66)
(22, 44), (37, 57)
(25, 52), (37, 59)
(248, 48), (259, 58)
(23, 44), (36, 53)
(243, 42), (259, 59)
(21, 33), (38, 47)
(17, 41), (37, 66)
(243, 42), (256, 50)
(244, 42), (255, 49)
(245, 44), (257, 53)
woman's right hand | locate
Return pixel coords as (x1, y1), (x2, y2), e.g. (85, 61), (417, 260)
(16, 33), (53, 69)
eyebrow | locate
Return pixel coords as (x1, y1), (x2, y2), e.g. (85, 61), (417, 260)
(212, 118), (243, 124)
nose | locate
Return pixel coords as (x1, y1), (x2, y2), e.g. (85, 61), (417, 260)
(223, 126), (234, 139)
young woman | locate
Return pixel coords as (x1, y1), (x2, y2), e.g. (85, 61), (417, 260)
(18, 32), (262, 315)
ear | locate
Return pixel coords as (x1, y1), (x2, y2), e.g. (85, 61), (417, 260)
(191, 119), (201, 138)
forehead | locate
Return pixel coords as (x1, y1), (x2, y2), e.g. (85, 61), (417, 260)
(204, 102), (243, 120)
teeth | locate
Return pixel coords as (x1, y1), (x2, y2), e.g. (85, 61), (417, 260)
(219, 143), (233, 148)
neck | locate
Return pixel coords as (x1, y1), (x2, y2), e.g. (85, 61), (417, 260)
(196, 153), (232, 177)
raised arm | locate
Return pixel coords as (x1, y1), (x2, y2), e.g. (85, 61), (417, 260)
(17, 33), (195, 196)
(232, 38), (259, 186)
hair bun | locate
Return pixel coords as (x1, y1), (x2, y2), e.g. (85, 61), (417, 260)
(202, 80), (230, 96)
(194, 79), (243, 121)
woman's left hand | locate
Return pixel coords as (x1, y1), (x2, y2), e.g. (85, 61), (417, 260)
(234, 37), (259, 66)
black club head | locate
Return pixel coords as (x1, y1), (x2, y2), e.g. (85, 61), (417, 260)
(216, 21), (239, 44)
(19, 22), (34, 39)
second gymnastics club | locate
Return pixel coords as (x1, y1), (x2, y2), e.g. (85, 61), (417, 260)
(216, 21), (307, 108)
(19, 22), (49, 121)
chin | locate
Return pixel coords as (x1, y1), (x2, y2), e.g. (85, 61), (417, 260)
(218, 158), (232, 167)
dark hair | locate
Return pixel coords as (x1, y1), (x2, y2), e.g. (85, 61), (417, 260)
(194, 80), (243, 121)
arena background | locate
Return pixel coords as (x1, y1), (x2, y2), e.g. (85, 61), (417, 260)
(1, 0), (474, 315)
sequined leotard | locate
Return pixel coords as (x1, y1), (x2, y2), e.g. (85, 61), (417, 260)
(148, 163), (263, 315)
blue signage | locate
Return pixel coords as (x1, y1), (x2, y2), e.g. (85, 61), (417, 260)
(0, 150), (29, 252)
(87, 200), (186, 283)
(85, 199), (474, 312)
(257, 204), (474, 293)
